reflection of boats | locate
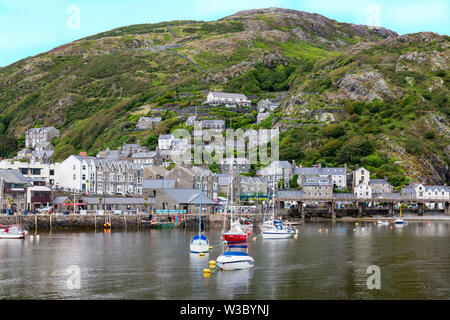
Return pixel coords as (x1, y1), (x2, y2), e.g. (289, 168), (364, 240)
(216, 245), (255, 271)
(149, 220), (184, 229)
(216, 268), (253, 298)
(0, 225), (28, 239)
(377, 220), (390, 225)
(190, 179), (210, 253)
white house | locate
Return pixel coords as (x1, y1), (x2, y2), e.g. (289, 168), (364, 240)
(55, 155), (143, 195)
(402, 183), (450, 209)
(158, 134), (174, 150)
(354, 183), (372, 199)
(351, 167), (370, 191)
(294, 164), (347, 190)
(0, 160), (58, 186)
(204, 92), (251, 108)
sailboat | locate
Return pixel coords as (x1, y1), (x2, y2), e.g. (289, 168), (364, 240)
(222, 158), (248, 243)
(190, 177), (210, 253)
(260, 174), (294, 239)
(394, 205), (407, 225)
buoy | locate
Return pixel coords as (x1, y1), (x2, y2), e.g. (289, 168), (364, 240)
(209, 261), (216, 268)
(318, 229), (322, 232)
(36, 235), (40, 240)
(373, 222), (376, 226)
(294, 234), (298, 239)
(355, 222), (358, 226)
(199, 252), (205, 257)
(253, 237), (257, 241)
(353, 228), (356, 231)
(362, 227), (365, 231)
(203, 268), (211, 273)
(247, 231), (251, 235)
(29, 235), (34, 240)
(209, 246), (213, 250)
(325, 229), (328, 233)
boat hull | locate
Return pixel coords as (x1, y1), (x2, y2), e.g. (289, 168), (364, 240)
(0, 232), (27, 239)
(190, 241), (210, 254)
(261, 231), (294, 239)
(223, 233), (247, 243)
(216, 256), (255, 271)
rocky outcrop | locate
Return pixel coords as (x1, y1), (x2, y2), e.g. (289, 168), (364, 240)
(337, 71), (394, 101)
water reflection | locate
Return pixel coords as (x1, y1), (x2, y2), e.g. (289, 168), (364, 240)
(0, 222), (448, 299)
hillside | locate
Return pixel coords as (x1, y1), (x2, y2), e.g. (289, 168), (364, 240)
(0, 7), (448, 186)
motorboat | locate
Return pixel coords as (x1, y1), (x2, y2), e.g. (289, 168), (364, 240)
(261, 219), (294, 239)
(0, 225), (28, 239)
(377, 220), (390, 225)
(190, 234), (209, 253)
(216, 245), (255, 271)
(223, 219), (248, 243)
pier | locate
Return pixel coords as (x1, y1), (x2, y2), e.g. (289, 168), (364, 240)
(276, 191), (450, 219)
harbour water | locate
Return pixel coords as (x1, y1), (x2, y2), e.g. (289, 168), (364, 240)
(0, 221), (449, 300)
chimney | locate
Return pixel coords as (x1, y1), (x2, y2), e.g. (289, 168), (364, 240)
(344, 163), (347, 173)
(79, 151), (88, 157)
(318, 163), (322, 169)
(292, 160), (296, 168)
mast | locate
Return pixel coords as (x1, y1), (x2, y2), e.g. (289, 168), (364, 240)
(199, 175), (202, 236)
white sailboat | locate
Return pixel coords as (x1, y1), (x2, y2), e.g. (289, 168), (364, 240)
(260, 174), (294, 239)
(222, 159), (248, 243)
(190, 177), (209, 253)
(394, 206), (407, 225)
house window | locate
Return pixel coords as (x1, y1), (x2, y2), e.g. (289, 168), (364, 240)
(82, 174), (86, 180)
(73, 174), (76, 180)
(50, 169), (54, 176)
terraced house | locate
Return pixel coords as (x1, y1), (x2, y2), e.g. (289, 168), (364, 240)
(56, 155), (143, 195)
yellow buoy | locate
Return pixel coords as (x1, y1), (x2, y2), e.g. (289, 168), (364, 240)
(253, 237), (257, 241)
(209, 246), (213, 250)
(203, 268), (211, 273)
(199, 252), (205, 257)
(355, 222), (358, 226)
(318, 229), (322, 232)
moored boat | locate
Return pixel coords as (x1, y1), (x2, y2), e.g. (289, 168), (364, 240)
(223, 219), (248, 243)
(216, 245), (255, 271)
(0, 225), (28, 239)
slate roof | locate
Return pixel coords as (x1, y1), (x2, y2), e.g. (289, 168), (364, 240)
(163, 188), (217, 205)
(0, 169), (29, 184)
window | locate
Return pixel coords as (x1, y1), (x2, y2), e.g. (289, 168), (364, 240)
(32, 168), (41, 175)
(50, 169), (54, 176)
(82, 174), (86, 180)
(73, 174), (76, 180)
(82, 165), (86, 170)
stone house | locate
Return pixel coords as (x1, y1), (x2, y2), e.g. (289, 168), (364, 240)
(25, 127), (60, 149)
(204, 91), (251, 108)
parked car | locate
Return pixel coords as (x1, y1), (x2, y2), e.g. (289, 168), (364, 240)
(36, 206), (53, 213)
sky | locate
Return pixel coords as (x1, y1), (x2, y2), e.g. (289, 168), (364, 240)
(0, 0), (449, 67)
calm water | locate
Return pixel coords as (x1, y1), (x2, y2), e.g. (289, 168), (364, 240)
(0, 221), (449, 300)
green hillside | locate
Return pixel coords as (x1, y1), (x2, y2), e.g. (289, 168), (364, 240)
(0, 8), (448, 186)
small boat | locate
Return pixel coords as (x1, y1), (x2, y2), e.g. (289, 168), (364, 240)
(223, 219), (248, 243)
(0, 225), (28, 239)
(377, 220), (390, 225)
(150, 220), (184, 229)
(190, 178), (210, 254)
(394, 206), (408, 225)
(216, 245), (255, 271)
(239, 217), (253, 231)
(260, 177), (294, 239)
(261, 219), (294, 239)
(190, 234), (209, 254)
